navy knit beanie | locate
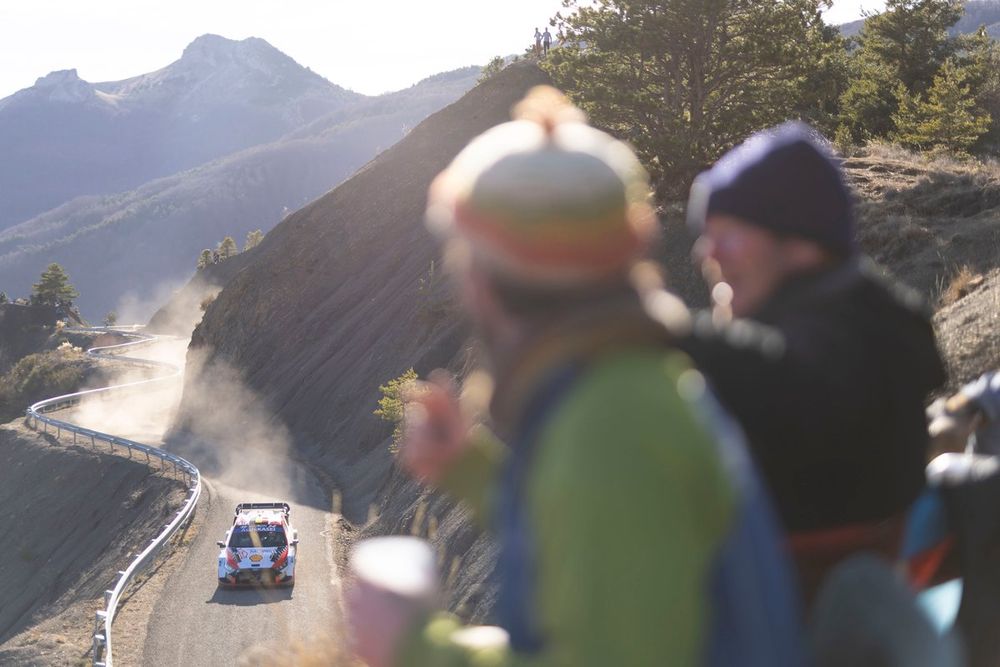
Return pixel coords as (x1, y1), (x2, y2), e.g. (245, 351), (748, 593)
(687, 122), (856, 257)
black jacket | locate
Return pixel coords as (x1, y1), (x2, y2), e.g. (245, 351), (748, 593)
(681, 259), (946, 532)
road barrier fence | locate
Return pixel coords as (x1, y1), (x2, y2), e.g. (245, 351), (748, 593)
(24, 326), (201, 667)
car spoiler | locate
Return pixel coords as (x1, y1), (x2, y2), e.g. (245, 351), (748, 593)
(235, 502), (291, 516)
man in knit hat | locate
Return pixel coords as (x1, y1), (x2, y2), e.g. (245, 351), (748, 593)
(346, 87), (806, 666)
(682, 122), (946, 598)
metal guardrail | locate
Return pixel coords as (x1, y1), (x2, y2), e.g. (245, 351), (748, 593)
(24, 326), (201, 667)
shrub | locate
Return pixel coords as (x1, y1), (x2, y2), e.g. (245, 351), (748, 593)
(940, 265), (982, 306)
(0, 349), (90, 420)
(373, 368), (418, 452)
(478, 56), (505, 84)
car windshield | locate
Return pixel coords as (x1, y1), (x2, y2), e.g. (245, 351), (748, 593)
(228, 524), (287, 548)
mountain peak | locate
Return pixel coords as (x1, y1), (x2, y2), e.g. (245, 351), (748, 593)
(35, 68), (81, 86)
(180, 34), (282, 65)
(31, 69), (95, 103)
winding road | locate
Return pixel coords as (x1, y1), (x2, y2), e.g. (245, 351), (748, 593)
(54, 333), (343, 665)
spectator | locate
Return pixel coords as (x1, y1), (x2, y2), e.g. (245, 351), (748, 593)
(346, 86), (805, 667)
(542, 27), (552, 56)
(682, 122), (946, 599)
(534, 28), (542, 57)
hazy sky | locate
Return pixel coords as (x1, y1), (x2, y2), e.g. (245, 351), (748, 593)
(0, 1), (887, 101)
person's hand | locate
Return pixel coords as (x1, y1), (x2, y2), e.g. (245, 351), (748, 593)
(927, 393), (981, 455)
(346, 578), (422, 667)
(400, 370), (469, 485)
(928, 371), (1000, 456)
(963, 371), (1000, 456)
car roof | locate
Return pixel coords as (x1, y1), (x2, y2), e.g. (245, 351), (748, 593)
(234, 508), (287, 526)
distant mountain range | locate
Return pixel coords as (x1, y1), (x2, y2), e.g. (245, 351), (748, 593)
(0, 35), (362, 229)
(0, 36), (481, 318)
(839, 0), (1000, 39)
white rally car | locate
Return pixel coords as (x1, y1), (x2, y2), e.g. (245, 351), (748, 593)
(217, 502), (298, 587)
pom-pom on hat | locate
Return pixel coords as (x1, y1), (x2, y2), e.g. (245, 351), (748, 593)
(426, 86), (656, 286)
(687, 122), (856, 258)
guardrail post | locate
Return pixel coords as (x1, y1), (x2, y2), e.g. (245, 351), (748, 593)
(93, 611), (107, 664)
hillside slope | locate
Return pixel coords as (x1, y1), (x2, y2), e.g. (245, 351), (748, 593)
(183, 61), (546, 488)
(0, 67), (481, 320)
(175, 63), (549, 619)
(935, 269), (1000, 389)
(0, 425), (185, 664)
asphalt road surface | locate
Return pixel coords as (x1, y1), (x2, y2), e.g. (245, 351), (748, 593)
(142, 473), (341, 665)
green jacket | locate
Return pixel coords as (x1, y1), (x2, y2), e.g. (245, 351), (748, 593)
(399, 350), (737, 666)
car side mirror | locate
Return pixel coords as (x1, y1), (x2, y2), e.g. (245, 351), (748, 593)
(217, 541), (226, 548)
(291, 539), (299, 546)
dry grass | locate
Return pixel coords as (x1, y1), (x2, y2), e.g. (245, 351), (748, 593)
(940, 266), (983, 307)
(865, 140), (1000, 178)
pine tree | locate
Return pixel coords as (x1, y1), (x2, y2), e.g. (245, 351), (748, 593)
(31, 263), (79, 308)
(0, 292), (7, 304)
(244, 229), (265, 252)
(956, 27), (1000, 150)
(217, 236), (238, 260)
(838, 0), (964, 142)
(545, 0), (842, 195)
(104, 311), (118, 327)
(197, 249), (213, 269)
(893, 59), (992, 153)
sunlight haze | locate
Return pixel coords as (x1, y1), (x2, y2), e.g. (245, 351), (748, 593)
(0, 0), (887, 101)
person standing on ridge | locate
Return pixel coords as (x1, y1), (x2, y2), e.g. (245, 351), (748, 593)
(533, 28), (542, 57)
(542, 27), (552, 56)
(346, 86), (805, 667)
(682, 122), (946, 599)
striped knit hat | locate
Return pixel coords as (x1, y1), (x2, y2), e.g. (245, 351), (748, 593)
(426, 86), (656, 286)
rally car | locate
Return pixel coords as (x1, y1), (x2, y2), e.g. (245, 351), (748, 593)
(217, 502), (298, 587)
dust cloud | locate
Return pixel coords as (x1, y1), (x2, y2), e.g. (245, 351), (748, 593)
(69, 338), (188, 445)
(114, 279), (191, 327)
(66, 278), (304, 503)
(68, 277), (204, 444)
(167, 347), (302, 501)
